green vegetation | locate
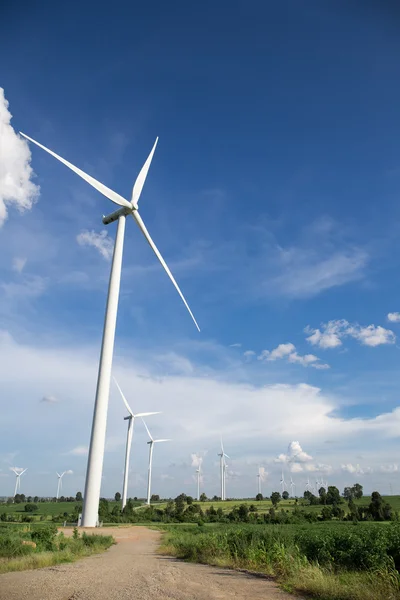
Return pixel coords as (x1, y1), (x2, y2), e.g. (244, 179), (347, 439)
(0, 523), (114, 573)
(160, 523), (400, 600)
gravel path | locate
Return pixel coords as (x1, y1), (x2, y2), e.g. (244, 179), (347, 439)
(0, 526), (296, 600)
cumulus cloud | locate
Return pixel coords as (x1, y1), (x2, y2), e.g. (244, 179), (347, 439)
(41, 395), (59, 403)
(0, 88), (40, 226)
(67, 446), (88, 456)
(306, 320), (395, 349)
(258, 343), (328, 369)
(340, 463), (371, 475)
(258, 466), (267, 481)
(191, 452), (205, 469)
(275, 441), (313, 464)
(243, 350), (256, 361)
(65, 469), (74, 475)
(379, 464), (398, 473)
(12, 257), (27, 273)
(77, 230), (114, 260)
(387, 313), (400, 323)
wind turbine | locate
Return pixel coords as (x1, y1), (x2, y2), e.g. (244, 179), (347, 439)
(114, 378), (160, 509)
(257, 468), (262, 496)
(218, 439), (229, 500)
(290, 476), (295, 498)
(11, 468), (27, 499)
(142, 418), (171, 505)
(21, 133), (200, 527)
(305, 477), (312, 493)
(280, 470), (287, 494)
(56, 472), (66, 500)
(196, 466), (201, 501)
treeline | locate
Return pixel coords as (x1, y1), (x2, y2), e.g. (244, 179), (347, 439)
(92, 491), (396, 525)
(2, 492), (83, 504)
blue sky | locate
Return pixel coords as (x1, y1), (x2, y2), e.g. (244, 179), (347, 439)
(1, 1), (400, 499)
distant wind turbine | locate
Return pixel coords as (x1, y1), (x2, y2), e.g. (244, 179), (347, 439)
(218, 439), (229, 500)
(280, 470), (287, 494)
(290, 476), (295, 498)
(114, 378), (160, 509)
(196, 466), (201, 501)
(21, 132), (199, 527)
(11, 468), (27, 500)
(142, 418), (171, 505)
(56, 472), (66, 500)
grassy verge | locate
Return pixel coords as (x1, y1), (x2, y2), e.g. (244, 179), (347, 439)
(159, 524), (400, 600)
(0, 524), (114, 574)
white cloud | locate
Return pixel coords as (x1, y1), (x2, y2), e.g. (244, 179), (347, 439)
(306, 320), (395, 349)
(350, 325), (395, 347)
(288, 441), (313, 463)
(379, 464), (398, 473)
(77, 230), (114, 260)
(67, 446), (88, 456)
(259, 343), (328, 369)
(41, 395), (59, 403)
(12, 257), (27, 273)
(341, 463), (369, 475)
(65, 469), (74, 475)
(229, 343), (241, 348)
(387, 313), (400, 323)
(0, 88), (39, 226)
(243, 350), (256, 361)
(9, 467), (25, 473)
(258, 466), (267, 481)
(191, 453), (205, 468)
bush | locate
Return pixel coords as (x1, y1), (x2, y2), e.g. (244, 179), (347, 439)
(31, 524), (58, 551)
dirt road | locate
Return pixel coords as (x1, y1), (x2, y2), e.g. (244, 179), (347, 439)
(0, 527), (296, 600)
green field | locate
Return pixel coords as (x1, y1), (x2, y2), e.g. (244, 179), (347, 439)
(153, 494), (400, 515)
(0, 500), (122, 521)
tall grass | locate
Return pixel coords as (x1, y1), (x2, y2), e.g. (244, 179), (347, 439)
(0, 525), (114, 574)
(160, 523), (400, 600)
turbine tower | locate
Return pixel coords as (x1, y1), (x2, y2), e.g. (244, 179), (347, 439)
(114, 378), (160, 509)
(196, 466), (201, 501)
(305, 477), (312, 493)
(11, 468), (27, 499)
(280, 470), (287, 494)
(290, 476), (295, 498)
(218, 439), (229, 500)
(142, 418), (171, 505)
(21, 133), (200, 527)
(257, 469), (262, 496)
(56, 471), (66, 500)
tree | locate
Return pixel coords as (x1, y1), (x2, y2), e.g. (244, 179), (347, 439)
(34, 496), (39, 503)
(114, 492), (121, 502)
(353, 483), (363, 499)
(256, 493), (263, 501)
(326, 486), (341, 505)
(24, 503), (38, 513)
(199, 493), (207, 502)
(320, 506), (333, 521)
(270, 492), (281, 507)
(75, 492), (83, 502)
(282, 491), (289, 500)
(186, 496), (193, 505)
(343, 486), (354, 501)
(150, 494), (160, 502)
(319, 487), (327, 505)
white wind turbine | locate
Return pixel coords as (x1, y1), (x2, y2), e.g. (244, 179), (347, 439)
(11, 468), (27, 499)
(257, 468), (262, 496)
(114, 378), (160, 509)
(305, 477), (312, 493)
(196, 466), (201, 501)
(142, 418), (171, 505)
(21, 133), (200, 527)
(56, 472), (66, 500)
(280, 470), (287, 494)
(218, 439), (229, 500)
(290, 476), (295, 498)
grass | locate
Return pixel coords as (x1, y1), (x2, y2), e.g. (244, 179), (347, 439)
(0, 524), (115, 573)
(159, 523), (400, 600)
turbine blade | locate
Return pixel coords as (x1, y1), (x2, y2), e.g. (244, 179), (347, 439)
(56, 472), (61, 478)
(224, 453), (230, 459)
(154, 439), (171, 443)
(131, 211), (200, 331)
(113, 377), (134, 416)
(20, 133), (131, 209)
(21, 469), (27, 475)
(135, 411), (162, 418)
(131, 138), (158, 208)
(141, 417), (154, 441)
